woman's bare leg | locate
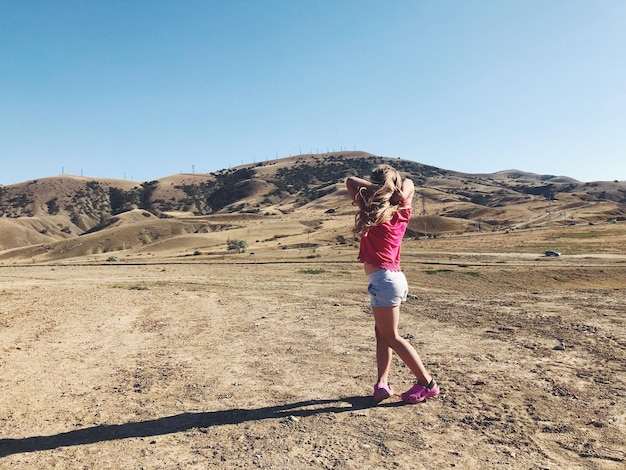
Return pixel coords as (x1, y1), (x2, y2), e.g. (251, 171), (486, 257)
(375, 325), (393, 384)
(373, 306), (432, 386)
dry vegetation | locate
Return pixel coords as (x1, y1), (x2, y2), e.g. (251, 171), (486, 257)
(1, 153), (625, 468)
(1, 152), (625, 263)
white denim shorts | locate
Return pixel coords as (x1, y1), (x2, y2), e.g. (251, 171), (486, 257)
(367, 269), (409, 307)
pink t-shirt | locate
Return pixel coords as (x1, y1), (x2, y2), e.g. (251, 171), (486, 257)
(358, 205), (411, 271)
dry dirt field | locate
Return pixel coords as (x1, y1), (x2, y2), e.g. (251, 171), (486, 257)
(1, 229), (625, 469)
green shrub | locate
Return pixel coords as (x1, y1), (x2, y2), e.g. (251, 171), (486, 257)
(227, 239), (248, 253)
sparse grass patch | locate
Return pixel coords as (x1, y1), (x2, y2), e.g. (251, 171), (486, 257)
(425, 269), (454, 275)
(182, 250), (203, 257)
(300, 268), (326, 274)
(560, 232), (601, 239)
(113, 284), (149, 290)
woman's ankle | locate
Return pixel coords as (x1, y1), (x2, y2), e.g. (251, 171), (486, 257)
(416, 377), (434, 388)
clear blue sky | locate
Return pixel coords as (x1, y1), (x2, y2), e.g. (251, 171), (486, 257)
(1, 0), (625, 185)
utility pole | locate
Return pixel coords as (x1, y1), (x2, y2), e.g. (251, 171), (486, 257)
(548, 196), (552, 219)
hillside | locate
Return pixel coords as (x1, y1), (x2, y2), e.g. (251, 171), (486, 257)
(1, 151), (625, 262)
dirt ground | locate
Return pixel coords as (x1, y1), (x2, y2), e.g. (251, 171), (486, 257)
(1, 250), (625, 469)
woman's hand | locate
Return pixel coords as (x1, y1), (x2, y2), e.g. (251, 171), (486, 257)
(390, 188), (402, 205)
(394, 178), (414, 205)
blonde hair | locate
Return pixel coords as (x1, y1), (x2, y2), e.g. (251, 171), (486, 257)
(353, 164), (403, 234)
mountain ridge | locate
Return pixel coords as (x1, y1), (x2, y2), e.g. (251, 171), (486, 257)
(1, 151), (624, 261)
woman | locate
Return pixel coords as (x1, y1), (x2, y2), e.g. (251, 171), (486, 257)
(346, 164), (439, 404)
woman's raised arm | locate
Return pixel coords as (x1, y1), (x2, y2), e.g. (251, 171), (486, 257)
(346, 176), (375, 210)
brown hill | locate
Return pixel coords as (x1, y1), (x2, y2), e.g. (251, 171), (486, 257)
(1, 151), (625, 262)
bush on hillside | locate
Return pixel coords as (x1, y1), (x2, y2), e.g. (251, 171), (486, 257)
(227, 239), (248, 253)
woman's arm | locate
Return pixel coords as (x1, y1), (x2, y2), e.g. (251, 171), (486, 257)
(346, 176), (375, 210)
(391, 178), (415, 206)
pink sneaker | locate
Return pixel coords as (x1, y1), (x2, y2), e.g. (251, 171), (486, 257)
(401, 381), (440, 403)
(372, 382), (394, 403)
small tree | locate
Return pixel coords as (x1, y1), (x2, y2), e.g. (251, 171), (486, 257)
(46, 197), (60, 215)
(227, 239), (248, 253)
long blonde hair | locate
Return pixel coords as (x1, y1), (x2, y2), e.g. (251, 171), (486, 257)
(353, 164), (403, 234)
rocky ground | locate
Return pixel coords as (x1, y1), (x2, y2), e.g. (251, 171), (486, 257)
(0, 255), (624, 469)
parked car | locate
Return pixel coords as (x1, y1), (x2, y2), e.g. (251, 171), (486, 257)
(544, 250), (561, 257)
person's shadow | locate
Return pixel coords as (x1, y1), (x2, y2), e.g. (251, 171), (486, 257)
(0, 395), (406, 457)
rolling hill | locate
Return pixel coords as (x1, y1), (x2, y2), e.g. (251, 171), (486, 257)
(1, 151), (624, 262)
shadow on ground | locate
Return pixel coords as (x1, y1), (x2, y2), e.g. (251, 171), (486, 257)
(0, 395), (407, 457)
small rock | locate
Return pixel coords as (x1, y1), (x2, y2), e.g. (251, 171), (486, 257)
(554, 343), (565, 351)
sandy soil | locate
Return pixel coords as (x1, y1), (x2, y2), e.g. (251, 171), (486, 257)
(1, 253), (625, 469)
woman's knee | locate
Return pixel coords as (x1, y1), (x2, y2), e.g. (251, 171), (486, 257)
(378, 331), (405, 349)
